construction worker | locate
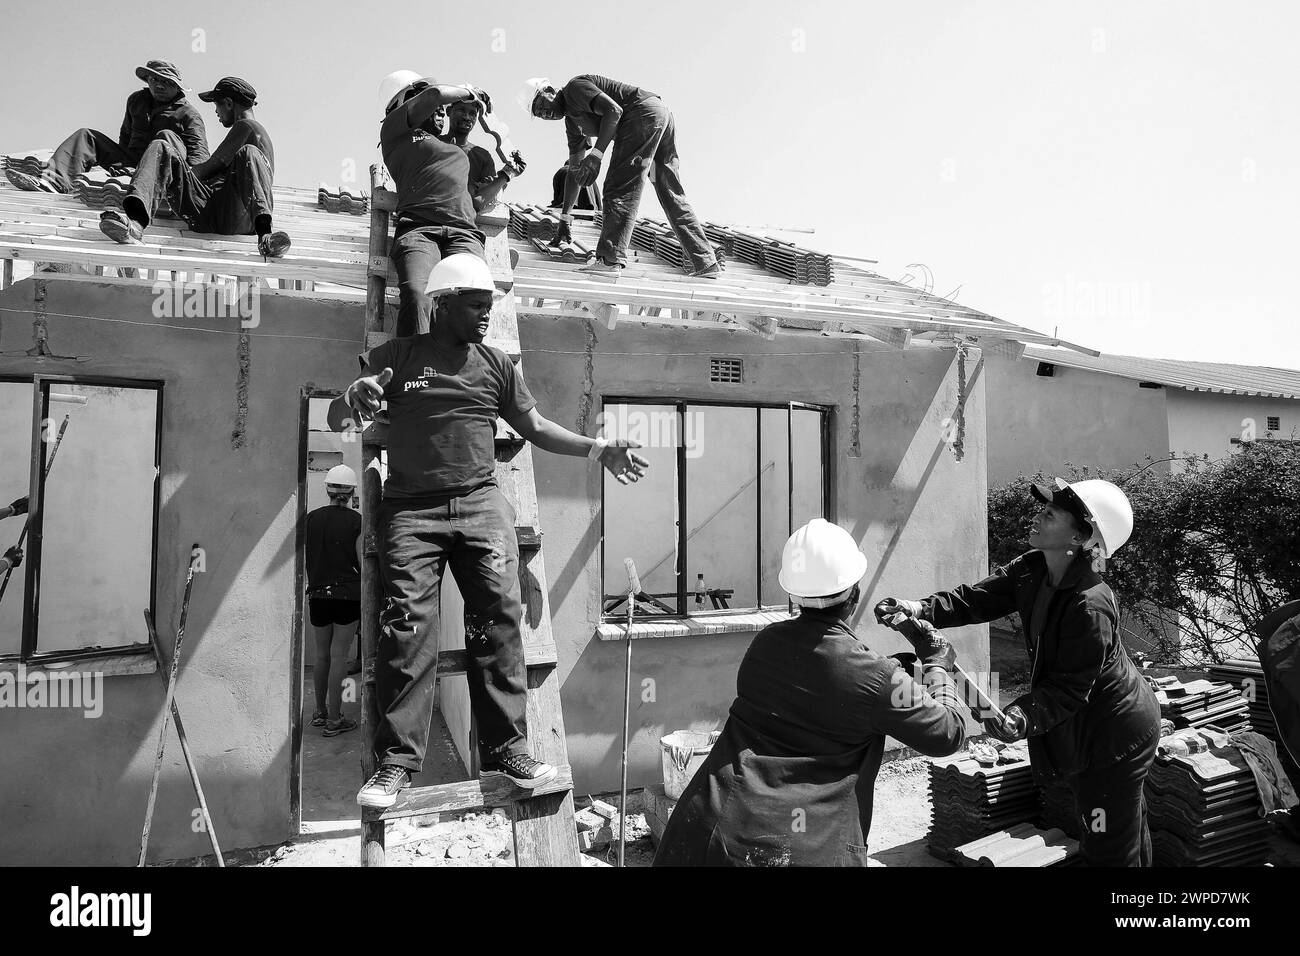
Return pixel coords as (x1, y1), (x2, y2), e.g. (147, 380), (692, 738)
(877, 478), (1161, 866)
(345, 253), (649, 807)
(522, 75), (720, 278)
(305, 465), (363, 737)
(378, 71), (495, 337)
(99, 77), (290, 258)
(653, 519), (967, 866)
(441, 99), (525, 213)
(5, 60), (209, 195)
(0, 497), (27, 521)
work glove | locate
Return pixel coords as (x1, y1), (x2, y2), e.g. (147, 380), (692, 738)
(464, 85), (492, 113)
(983, 705), (1029, 743)
(574, 151), (602, 187)
(7, 496), (28, 517)
(873, 597), (923, 626)
(551, 218), (573, 247)
(3, 546), (22, 569)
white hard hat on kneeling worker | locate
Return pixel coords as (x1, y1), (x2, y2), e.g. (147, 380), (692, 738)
(779, 518), (869, 608)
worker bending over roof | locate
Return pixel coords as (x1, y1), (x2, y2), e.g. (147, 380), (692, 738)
(98, 76), (290, 258)
(523, 75), (719, 279)
(345, 254), (650, 808)
(879, 479), (1161, 866)
(5, 60), (209, 195)
(378, 71), (495, 337)
(653, 519), (967, 866)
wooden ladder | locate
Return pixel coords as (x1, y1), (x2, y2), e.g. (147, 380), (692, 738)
(358, 165), (579, 866)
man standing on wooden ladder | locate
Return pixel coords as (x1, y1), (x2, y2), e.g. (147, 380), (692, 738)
(5, 60), (208, 195)
(346, 253), (650, 808)
(98, 76), (291, 258)
(522, 75), (720, 279)
(378, 71), (497, 337)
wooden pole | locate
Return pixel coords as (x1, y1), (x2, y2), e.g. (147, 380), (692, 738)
(360, 164), (390, 866)
(144, 609), (224, 865)
(139, 544), (201, 866)
(0, 415), (69, 606)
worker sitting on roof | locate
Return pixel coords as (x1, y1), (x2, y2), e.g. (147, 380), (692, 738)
(6, 60), (209, 196)
(549, 165), (599, 212)
(878, 479), (1161, 866)
(378, 71), (496, 337)
(345, 254), (650, 809)
(653, 519), (967, 867)
(98, 77), (290, 258)
(440, 98), (525, 214)
(523, 75), (719, 279)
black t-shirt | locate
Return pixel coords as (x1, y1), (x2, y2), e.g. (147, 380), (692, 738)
(203, 118), (275, 185)
(381, 100), (477, 229)
(360, 336), (537, 498)
(560, 74), (658, 153)
(460, 142), (497, 188)
(304, 504), (362, 600)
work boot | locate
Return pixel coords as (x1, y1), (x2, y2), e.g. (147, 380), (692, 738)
(258, 230), (291, 258)
(310, 709), (327, 727)
(323, 716), (358, 737)
(99, 208), (144, 245)
(5, 168), (60, 194)
(479, 752), (558, 790)
(576, 258), (621, 279)
(688, 263), (722, 280)
(357, 765), (410, 808)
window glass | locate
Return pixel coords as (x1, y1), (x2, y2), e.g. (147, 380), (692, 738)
(685, 406), (759, 610)
(759, 408), (791, 606)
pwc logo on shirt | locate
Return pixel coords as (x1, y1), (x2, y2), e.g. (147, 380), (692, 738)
(402, 367), (438, 392)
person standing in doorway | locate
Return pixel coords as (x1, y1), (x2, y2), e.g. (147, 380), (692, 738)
(305, 465), (362, 737)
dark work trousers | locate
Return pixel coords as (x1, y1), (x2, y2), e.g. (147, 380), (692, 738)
(390, 222), (487, 337)
(1069, 729), (1159, 866)
(124, 131), (274, 234)
(596, 97), (717, 274)
(46, 127), (140, 193)
(374, 483), (529, 773)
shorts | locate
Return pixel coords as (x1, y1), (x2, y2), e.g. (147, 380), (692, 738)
(309, 597), (361, 628)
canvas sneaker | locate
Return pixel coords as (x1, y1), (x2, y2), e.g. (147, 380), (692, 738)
(99, 209), (144, 245)
(479, 752), (558, 790)
(357, 765), (410, 808)
(258, 230), (291, 258)
(5, 168), (60, 193)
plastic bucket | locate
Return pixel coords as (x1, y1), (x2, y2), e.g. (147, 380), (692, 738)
(660, 730), (721, 799)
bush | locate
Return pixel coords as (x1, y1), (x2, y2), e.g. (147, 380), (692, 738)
(988, 442), (1300, 664)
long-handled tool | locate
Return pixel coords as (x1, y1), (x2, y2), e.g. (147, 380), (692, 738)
(618, 558), (640, 867)
(888, 612), (1007, 724)
(143, 608), (223, 865)
(0, 412), (72, 605)
(139, 543), (201, 866)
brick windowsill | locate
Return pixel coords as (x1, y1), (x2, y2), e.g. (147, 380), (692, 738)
(596, 609), (797, 641)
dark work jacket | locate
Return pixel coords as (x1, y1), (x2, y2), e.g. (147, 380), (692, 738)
(119, 88), (210, 165)
(652, 609), (966, 867)
(921, 550), (1159, 782)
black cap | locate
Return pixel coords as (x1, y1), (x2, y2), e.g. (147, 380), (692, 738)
(198, 77), (258, 106)
(1030, 480), (1093, 534)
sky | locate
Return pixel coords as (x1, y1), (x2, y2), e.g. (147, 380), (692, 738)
(2, 0), (1296, 368)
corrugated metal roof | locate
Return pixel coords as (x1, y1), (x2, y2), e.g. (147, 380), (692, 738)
(1024, 345), (1300, 400)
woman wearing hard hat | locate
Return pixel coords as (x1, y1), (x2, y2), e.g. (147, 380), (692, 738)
(304, 465), (363, 737)
(653, 518), (968, 866)
(878, 478), (1161, 866)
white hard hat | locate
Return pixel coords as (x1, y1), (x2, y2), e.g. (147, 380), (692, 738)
(1031, 478), (1133, 558)
(517, 76), (552, 115)
(778, 518), (869, 605)
(379, 69), (427, 115)
(325, 464), (357, 489)
(426, 253), (497, 297)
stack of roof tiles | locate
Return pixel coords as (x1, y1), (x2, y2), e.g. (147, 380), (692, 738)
(703, 222), (834, 286)
(1149, 675), (1252, 733)
(1147, 728), (1270, 866)
(4, 153), (178, 216)
(1205, 658), (1298, 782)
(508, 205), (559, 243)
(926, 751), (1040, 860)
(316, 184), (369, 215)
(2, 151), (51, 179)
(951, 823), (1079, 867)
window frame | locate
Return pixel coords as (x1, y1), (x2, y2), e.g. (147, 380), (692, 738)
(599, 396), (832, 621)
(1, 374), (164, 665)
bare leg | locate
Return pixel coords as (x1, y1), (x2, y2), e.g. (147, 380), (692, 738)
(327, 622), (355, 720)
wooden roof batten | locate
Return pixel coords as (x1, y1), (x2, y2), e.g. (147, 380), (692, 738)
(0, 172), (1097, 356)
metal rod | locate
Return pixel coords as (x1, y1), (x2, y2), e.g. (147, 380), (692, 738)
(0, 414), (70, 606)
(619, 559), (641, 867)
